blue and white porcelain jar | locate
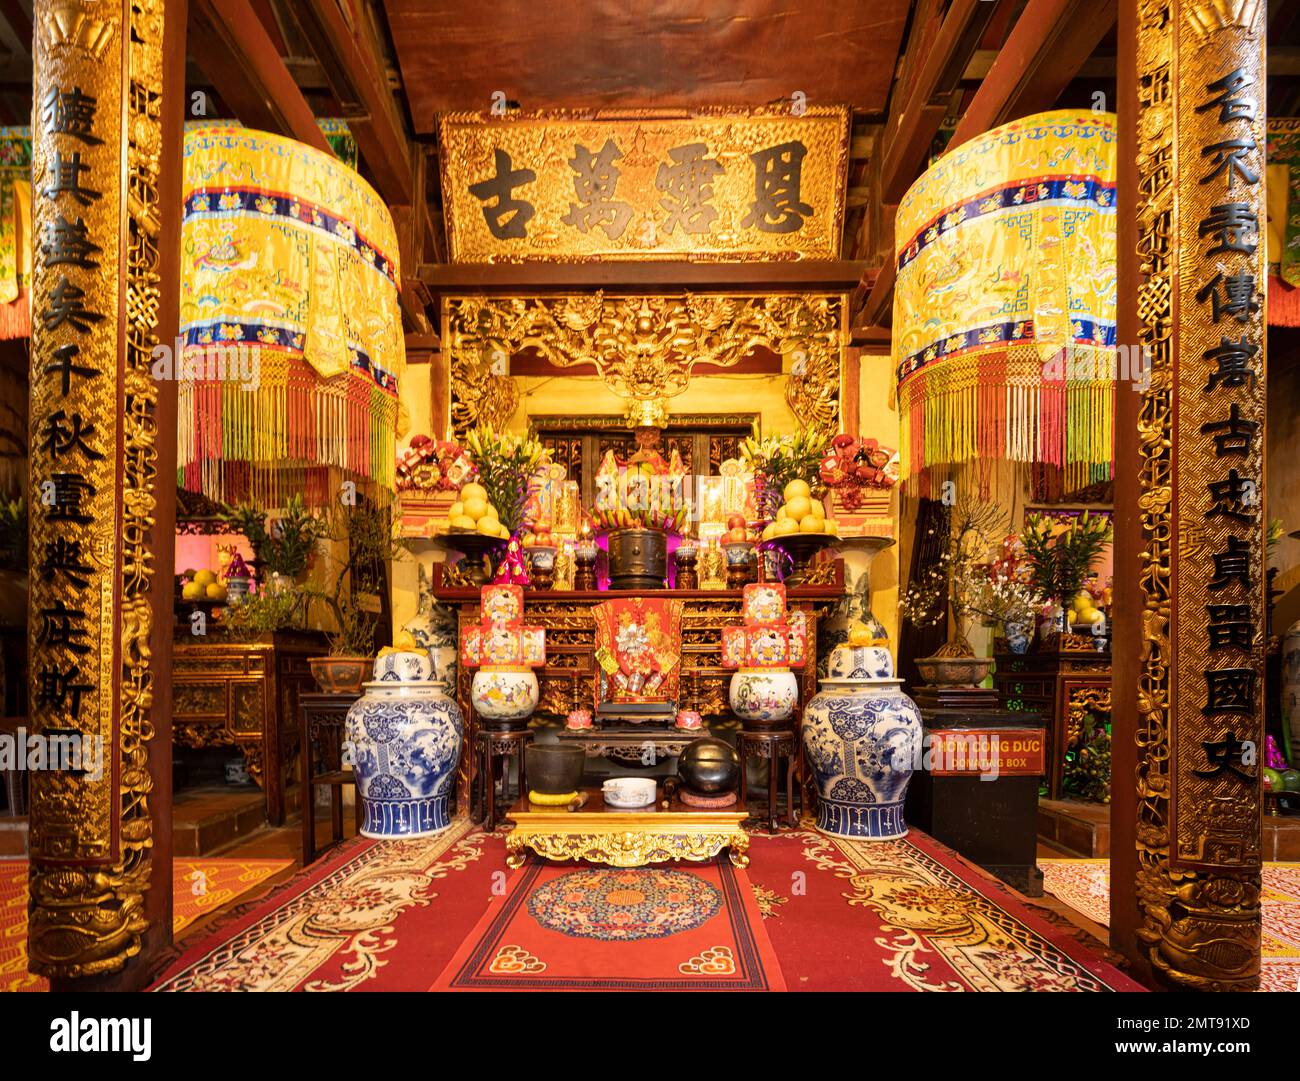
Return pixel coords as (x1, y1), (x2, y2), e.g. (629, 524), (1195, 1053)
(345, 651), (464, 839)
(802, 644), (922, 840)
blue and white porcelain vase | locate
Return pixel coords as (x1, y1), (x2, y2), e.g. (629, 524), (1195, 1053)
(346, 650), (464, 839)
(801, 644), (923, 840)
(1003, 621), (1031, 654)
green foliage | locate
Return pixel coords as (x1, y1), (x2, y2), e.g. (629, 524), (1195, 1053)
(740, 427), (831, 518)
(220, 494), (326, 579)
(1021, 511), (1113, 607)
(317, 500), (408, 657)
(223, 587), (311, 640)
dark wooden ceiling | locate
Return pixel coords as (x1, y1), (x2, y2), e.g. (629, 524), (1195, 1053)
(382, 0), (912, 130)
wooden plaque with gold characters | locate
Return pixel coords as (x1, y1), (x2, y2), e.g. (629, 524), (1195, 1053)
(438, 107), (850, 263)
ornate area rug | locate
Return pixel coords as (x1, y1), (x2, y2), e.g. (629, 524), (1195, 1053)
(747, 829), (1141, 991)
(431, 859), (783, 991)
(1, 856), (292, 993)
(143, 820), (1141, 992)
(152, 819), (488, 991)
(1041, 857), (1300, 993)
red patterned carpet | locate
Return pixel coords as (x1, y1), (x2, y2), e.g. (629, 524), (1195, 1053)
(1, 857), (292, 993)
(1041, 857), (1300, 993)
(152, 820), (1141, 992)
(432, 859), (784, 990)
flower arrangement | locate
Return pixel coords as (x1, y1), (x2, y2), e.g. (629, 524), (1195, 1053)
(590, 451), (690, 533)
(741, 427), (830, 520)
(1020, 511), (1113, 612)
(897, 494), (1006, 657)
(462, 426), (549, 535)
(959, 539), (1045, 629)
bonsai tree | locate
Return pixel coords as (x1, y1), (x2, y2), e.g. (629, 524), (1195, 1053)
(898, 493), (1006, 658)
(317, 499), (408, 657)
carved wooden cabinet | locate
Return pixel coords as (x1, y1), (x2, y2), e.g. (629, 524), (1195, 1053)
(993, 634), (1111, 800)
(172, 631), (328, 825)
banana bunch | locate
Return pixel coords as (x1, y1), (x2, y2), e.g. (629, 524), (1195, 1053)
(591, 503), (690, 533)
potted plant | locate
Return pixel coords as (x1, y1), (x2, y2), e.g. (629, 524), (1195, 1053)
(308, 500), (407, 695)
(220, 494), (326, 592)
(898, 494), (1005, 687)
(1020, 511), (1113, 640)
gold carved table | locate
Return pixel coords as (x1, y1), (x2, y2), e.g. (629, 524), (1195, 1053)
(504, 789), (750, 869)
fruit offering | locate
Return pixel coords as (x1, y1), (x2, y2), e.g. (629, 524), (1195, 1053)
(521, 520), (555, 548)
(446, 481), (510, 539)
(1069, 588), (1105, 627)
(761, 479), (839, 540)
(180, 568), (227, 603)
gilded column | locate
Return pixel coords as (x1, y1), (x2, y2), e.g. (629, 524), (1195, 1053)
(27, 0), (164, 978)
(1133, 0), (1266, 989)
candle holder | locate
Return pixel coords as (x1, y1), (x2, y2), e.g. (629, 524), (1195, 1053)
(674, 543), (698, 590)
(573, 544), (598, 591)
(526, 545), (557, 590)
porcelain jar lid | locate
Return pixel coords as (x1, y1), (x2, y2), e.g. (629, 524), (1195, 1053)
(826, 644), (894, 680)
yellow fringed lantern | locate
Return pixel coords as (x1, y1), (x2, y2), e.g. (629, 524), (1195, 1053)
(892, 110), (1117, 493)
(179, 125), (405, 505)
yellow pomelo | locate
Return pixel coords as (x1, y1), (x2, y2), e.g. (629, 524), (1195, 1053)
(498, 524), (510, 538)
(462, 496), (489, 521)
(480, 502), (499, 521)
(450, 514), (477, 531)
(824, 518), (839, 536)
(776, 506), (788, 521)
(181, 581), (204, 601)
(775, 517), (799, 536)
(809, 498), (825, 519)
(460, 482), (487, 502)
(785, 495), (812, 521)
(762, 523), (776, 540)
(783, 479), (811, 502)
(448, 501), (464, 519)
(477, 518), (500, 536)
(193, 569), (216, 587)
(799, 514), (823, 533)
(205, 582), (227, 600)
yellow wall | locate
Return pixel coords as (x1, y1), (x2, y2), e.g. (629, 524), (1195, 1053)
(857, 352), (902, 643)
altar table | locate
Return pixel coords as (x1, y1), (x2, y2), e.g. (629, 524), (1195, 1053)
(432, 563), (844, 807)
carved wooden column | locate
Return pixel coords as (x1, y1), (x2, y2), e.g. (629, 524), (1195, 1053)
(27, 0), (179, 986)
(1119, 0), (1266, 990)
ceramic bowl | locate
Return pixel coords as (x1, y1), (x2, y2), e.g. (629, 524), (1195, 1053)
(602, 777), (657, 807)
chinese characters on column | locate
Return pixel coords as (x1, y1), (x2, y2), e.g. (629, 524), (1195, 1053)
(1171, 42), (1266, 874)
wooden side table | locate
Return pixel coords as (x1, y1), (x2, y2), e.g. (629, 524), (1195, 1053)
(474, 729), (533, 832)
(299, 691), (361, 864)
(739, 729), (798, 832)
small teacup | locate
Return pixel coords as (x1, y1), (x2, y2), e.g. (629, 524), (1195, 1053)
(602, 777), (656, 807)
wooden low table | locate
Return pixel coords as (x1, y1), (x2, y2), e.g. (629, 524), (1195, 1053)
(504, 788), (750, 869)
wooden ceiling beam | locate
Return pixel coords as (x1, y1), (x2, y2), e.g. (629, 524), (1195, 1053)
(877, 0), (998, 205)
(187, 0), (332, 153)
(283, 0), (413, 205)
(417, 260), (870, 297)
(853, 0), (1119, 335)
(0, 0), (31, 55)
(950, 0), (1117, 144)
